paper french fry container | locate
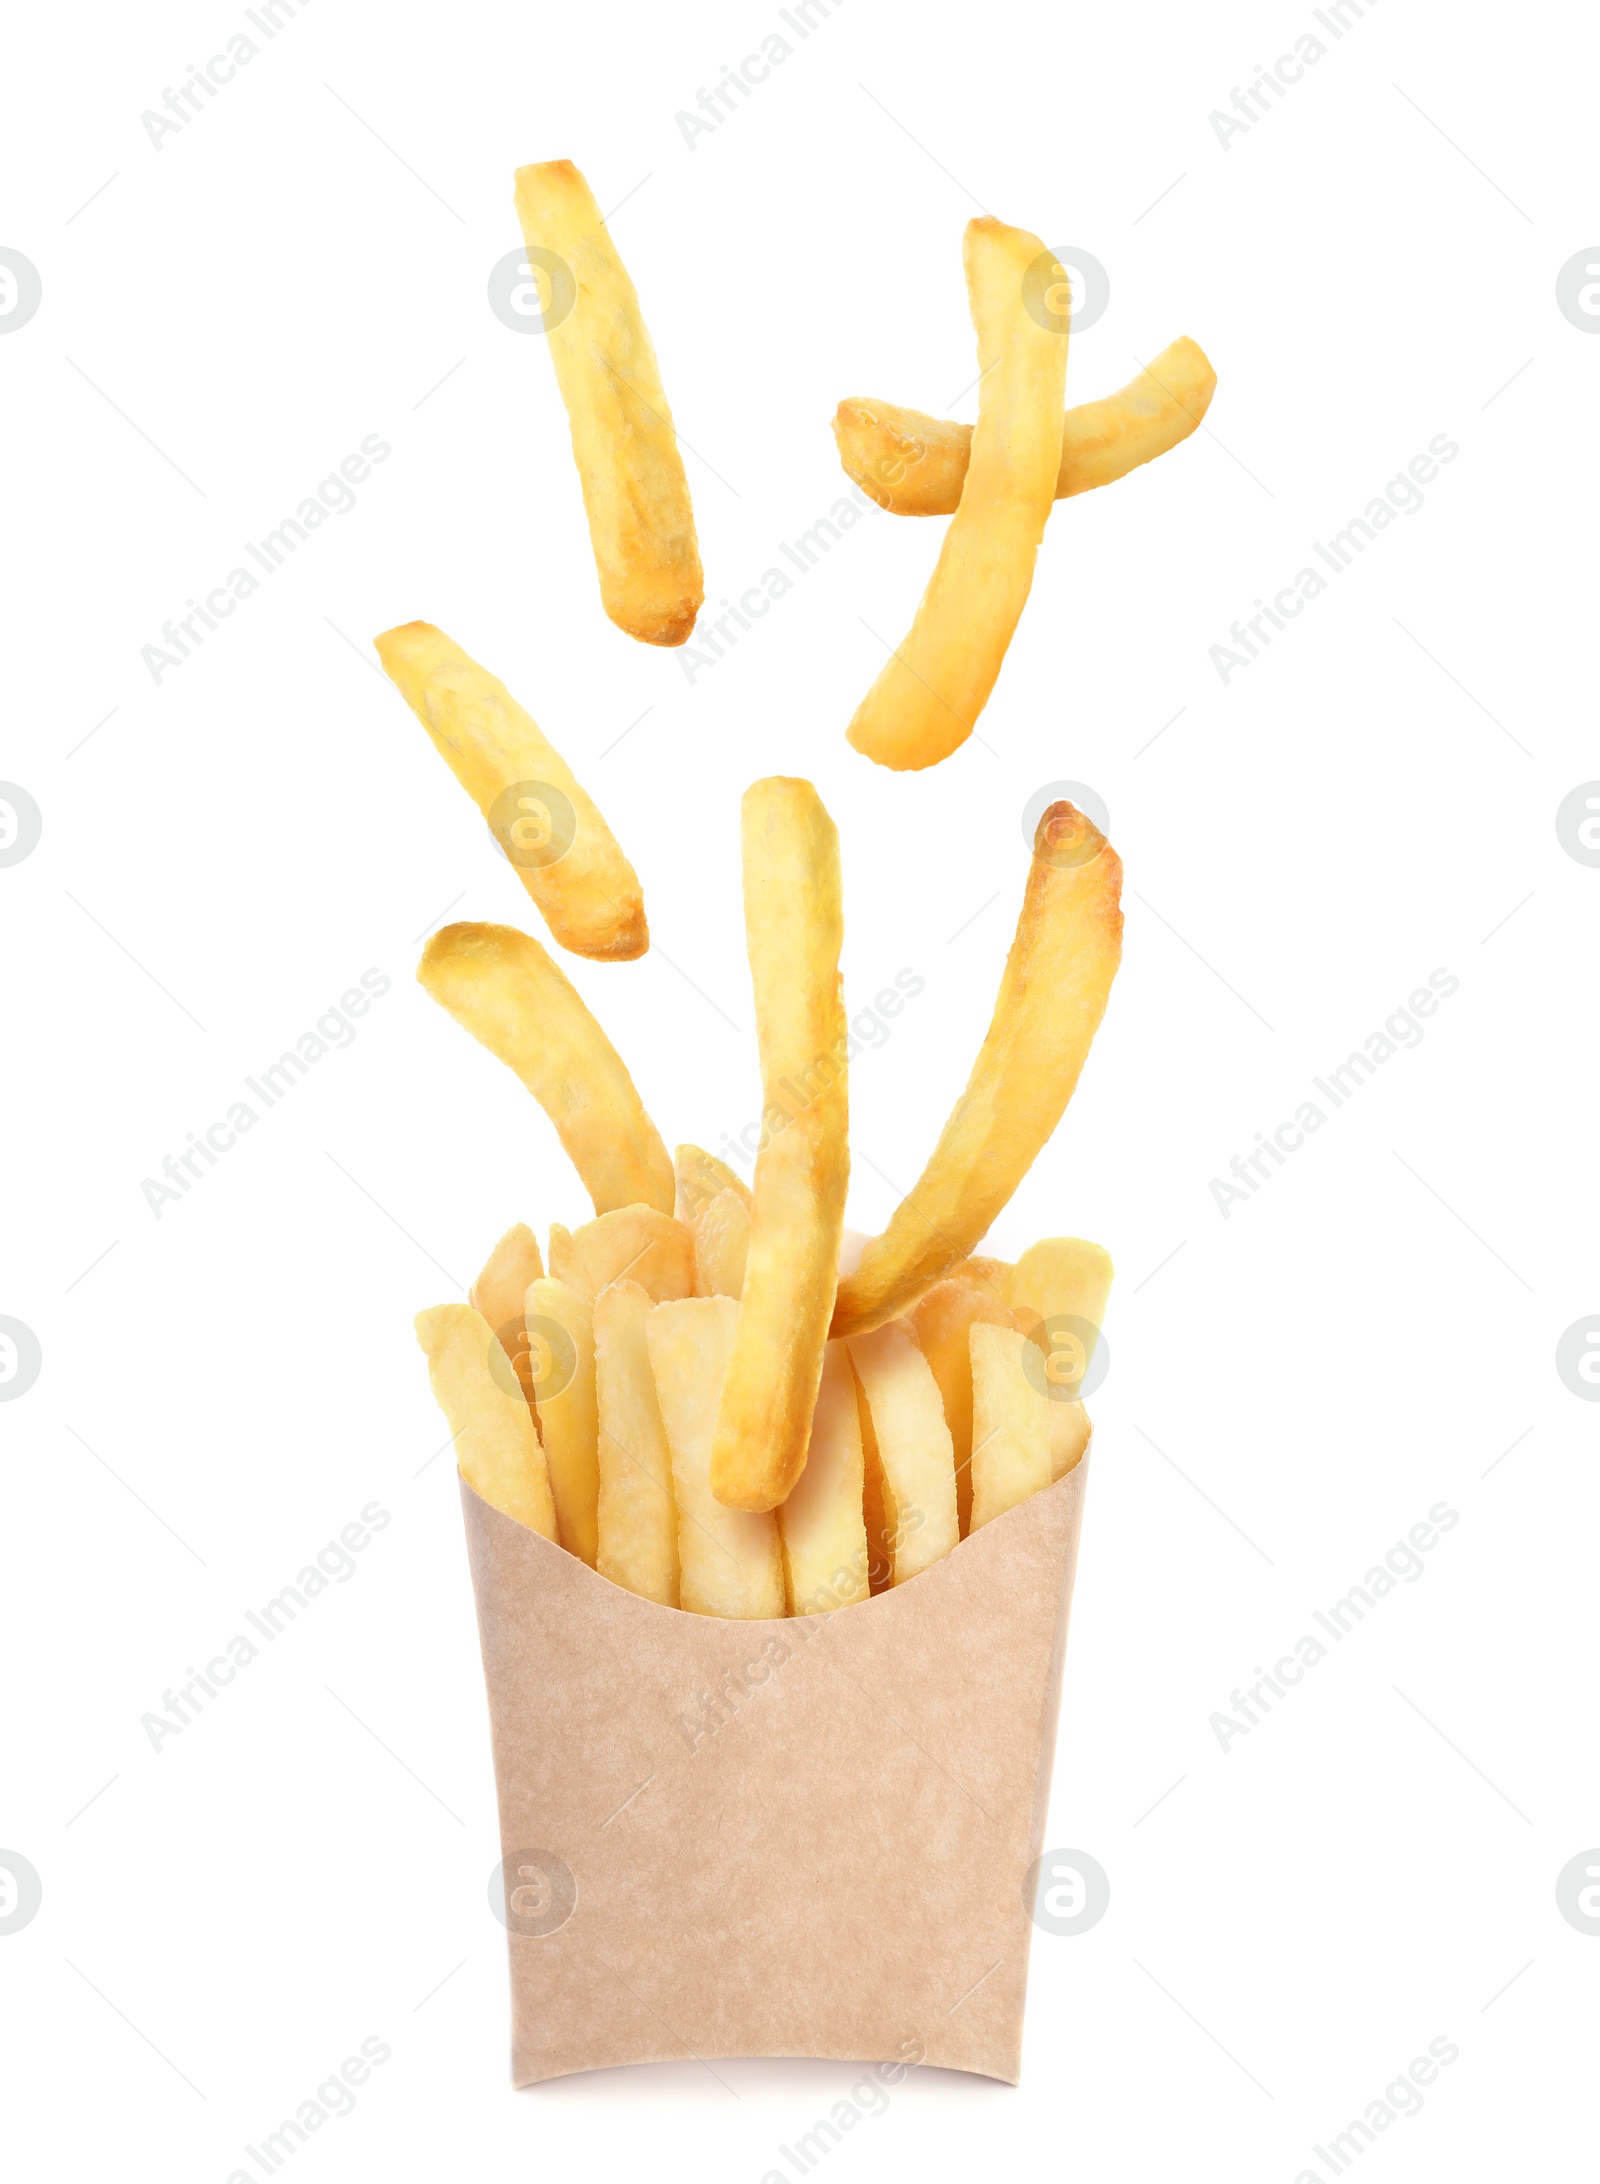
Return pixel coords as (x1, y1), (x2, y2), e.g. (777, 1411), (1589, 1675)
(461, 1453), (1090, 2086)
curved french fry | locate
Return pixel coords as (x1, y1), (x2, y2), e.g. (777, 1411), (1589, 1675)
(831, 803), (1122, 1338)
(514, 159), (702, 647)
(710, 780), (849, 1511)
(415, 1303), (557, 1540)
(846, 217), (1069, 772)
(375, 622), (647, 962)
(418, 921), (673, 1217)
(833, 336), (1216, 516)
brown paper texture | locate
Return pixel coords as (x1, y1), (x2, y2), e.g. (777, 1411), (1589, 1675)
(461, 1454), (1090, 2086)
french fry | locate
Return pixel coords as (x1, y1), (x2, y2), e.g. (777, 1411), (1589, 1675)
(832, 803), (1121, 1338)
(548, 1204), (695, 1303)
(1009, 1237), (1112, 1481)
(690, 1187), (750, 1299)
(968, 1321), (1052, 1531)
(514, 159), (703, 647)
(646, 1298), (784, 1617)
(593, 1279), (679, 1606)
(374, 622), (646, 961)
(710, 780), (849, 1512)
(470, 1221), (546, 1326)
(910, 1277), (1022, 1537)
(833, 337), (1217, 516)
(418, 922), (673, 1217)
(950, 1254), (1013, 1304)
(524, 1276), (599, 1565)
(846, 218), (1069, 772)
(846, 1320), (959, 1585)
(1047, 1405), (1093, 1485)
(415, 1303), (557, 1539)
(855, 1369), (892, 1593)
(673, 1141), (753, 1222)
(469, 1223), (547, 1419)
(778, 1342), (869, 1614)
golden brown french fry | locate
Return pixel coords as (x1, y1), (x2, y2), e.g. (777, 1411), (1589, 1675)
(470, 1222), (546, 1327)
(673, 1142), (753, 1222)
(469, 1222), (547, 1420)
(832, 803), (1121, 1338)
(524, 1276), (599, 1565)
(846, 1320), (959, 1585)
(856, 1371), (892, 1594)
(710, 780), (849, 1512)
(1010, 1236), (1113, 1332)
(846, 218), (1069, 772)
(833, 337), (1217, 516)
(779, 1343), (869, 1615)
(910, 1277), (1023, 1538)
(548, 1204), (695, 1303)
(418, 922), (673, 1217)
(374, 622), (646, 962)
(646, 1298), (784, 1617)
(593, 1279), (679, 1606)
(415, 1303), (557, 1539)
(513, 159), (702, 647)
(690, 1187), (750, 1299)
(950, 1254), (1013, 1304)
(1009, 1236), (1112, 1481)
(1047, 1403), (1092, 1483)
(968, 1320), (1052, 1530)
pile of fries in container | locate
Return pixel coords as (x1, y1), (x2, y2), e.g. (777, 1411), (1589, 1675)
(387, 160), (1212, 1619)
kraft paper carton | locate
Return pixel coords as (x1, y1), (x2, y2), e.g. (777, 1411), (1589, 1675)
(461, 1454), (1090, 2085)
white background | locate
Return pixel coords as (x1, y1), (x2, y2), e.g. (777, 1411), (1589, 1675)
(3, 1), (1596, 2177)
